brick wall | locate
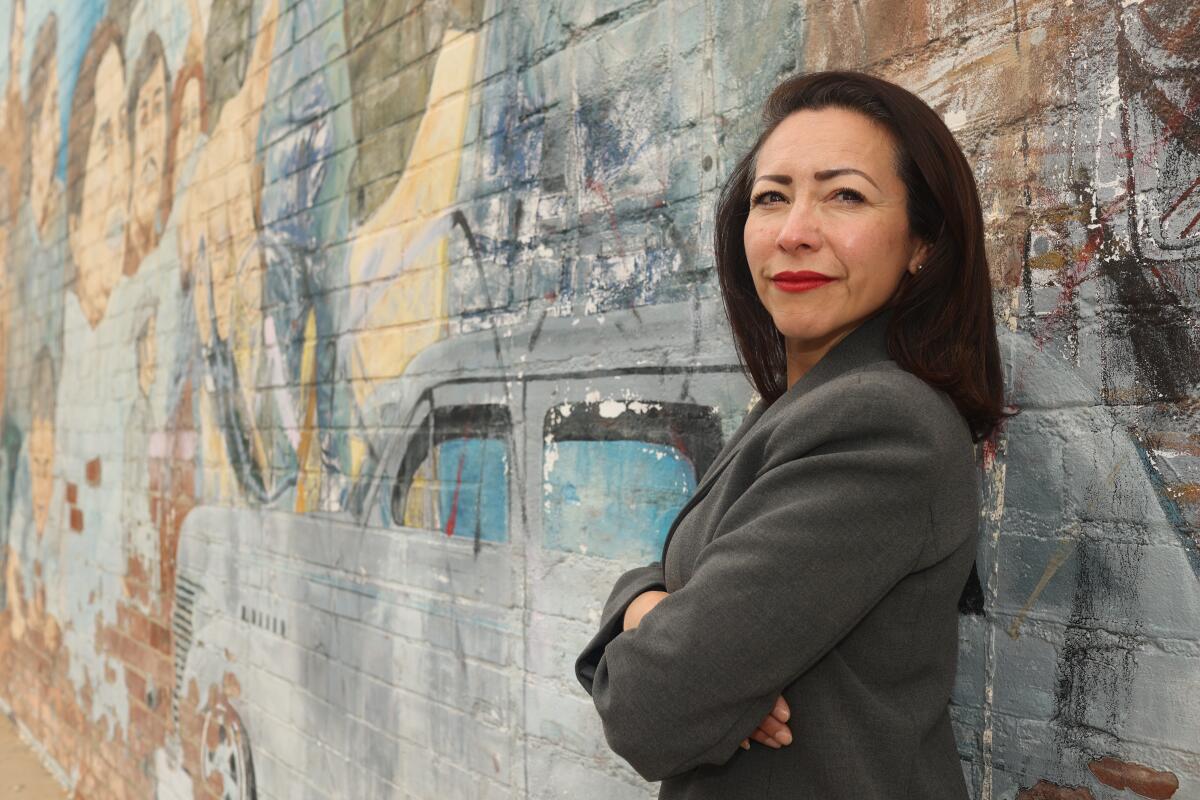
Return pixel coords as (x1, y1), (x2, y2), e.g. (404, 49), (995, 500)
(0, 0), (1196, 798)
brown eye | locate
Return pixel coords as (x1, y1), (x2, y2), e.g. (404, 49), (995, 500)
(832, 188), (865, 204)
(751, 190), (786, 206)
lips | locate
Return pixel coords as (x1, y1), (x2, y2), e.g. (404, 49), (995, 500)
(770, 270), (835, 293)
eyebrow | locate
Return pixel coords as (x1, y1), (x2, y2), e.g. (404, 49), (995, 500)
(754, 168), (881, 191)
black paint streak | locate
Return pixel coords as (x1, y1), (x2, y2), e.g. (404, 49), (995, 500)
(1051, 534), (1143, 768)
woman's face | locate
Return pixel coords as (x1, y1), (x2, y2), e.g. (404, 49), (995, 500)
(743, 107), (928, 374)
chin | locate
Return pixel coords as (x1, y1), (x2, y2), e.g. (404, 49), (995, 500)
(767, 310), (840, 343)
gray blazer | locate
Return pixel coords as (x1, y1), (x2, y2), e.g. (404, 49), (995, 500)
(575, 309), (980, 799)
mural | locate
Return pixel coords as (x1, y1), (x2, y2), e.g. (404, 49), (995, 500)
(0, 0), (1195, 798)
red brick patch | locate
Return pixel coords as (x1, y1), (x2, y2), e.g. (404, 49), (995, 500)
(85, 458), (102, 487)
(1089, 756), (1179, 799)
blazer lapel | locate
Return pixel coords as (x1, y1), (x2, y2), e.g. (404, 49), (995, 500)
(692, 398), (766, 497)
(659, 308), (895, 563)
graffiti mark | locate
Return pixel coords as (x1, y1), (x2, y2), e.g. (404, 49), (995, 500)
(393, 404), (512, 550)
(1009, 456), (1131, 638)
(1007, 534), (1076, 639)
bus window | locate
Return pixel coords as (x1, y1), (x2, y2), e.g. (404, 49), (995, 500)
(542, 401), (722, 562)
(392, 405), (512, 543)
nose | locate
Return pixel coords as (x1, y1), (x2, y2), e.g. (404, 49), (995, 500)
(775, 202), (821, 253)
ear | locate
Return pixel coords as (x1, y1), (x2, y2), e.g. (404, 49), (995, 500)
(906, 239), (933, 275)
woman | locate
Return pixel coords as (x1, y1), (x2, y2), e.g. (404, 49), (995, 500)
(575, 71), (1005, 799)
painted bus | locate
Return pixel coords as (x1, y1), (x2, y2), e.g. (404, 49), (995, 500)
(165, 295), (755, 799)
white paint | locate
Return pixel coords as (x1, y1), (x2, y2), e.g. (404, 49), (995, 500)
(598, 399), (626, 418)
(943, 107), (969, 131)
(153, 746), (195, 800)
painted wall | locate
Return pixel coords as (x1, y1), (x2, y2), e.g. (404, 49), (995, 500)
(0, 0), (1196, 798)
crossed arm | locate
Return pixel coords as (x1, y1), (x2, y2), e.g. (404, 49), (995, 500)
(574, 389), (943, 782)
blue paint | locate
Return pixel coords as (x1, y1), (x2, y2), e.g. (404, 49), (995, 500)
(7, 0), (108, 181)
(543, 440), (697, 561)
(436, 438), (508, 543)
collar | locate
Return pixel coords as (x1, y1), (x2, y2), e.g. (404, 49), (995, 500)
(752, 306), (894, 426)
(660, 309), (896, 564)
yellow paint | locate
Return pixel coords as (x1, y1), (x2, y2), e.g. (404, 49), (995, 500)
(174, 0), (284, 504)
(295, 308), (320, 512)
(1028, 250), (1067, 272)
(198, 386), (238, 504)
(346, 28), (480, 478)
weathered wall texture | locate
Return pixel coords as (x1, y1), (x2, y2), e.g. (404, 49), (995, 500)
(0, 0), (1195, 797)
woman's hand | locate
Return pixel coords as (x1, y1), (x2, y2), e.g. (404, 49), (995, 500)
(622, 590), (669, 630)
(740, 695), (792, 750)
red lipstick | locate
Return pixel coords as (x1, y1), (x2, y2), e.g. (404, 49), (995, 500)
(770, 270), (835, 293)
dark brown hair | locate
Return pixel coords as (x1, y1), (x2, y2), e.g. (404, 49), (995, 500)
(25, 13), (58, 152)
(714, 70), (1007, 442)
(21, 13), (57, 191)
(65, 18), (123, 223)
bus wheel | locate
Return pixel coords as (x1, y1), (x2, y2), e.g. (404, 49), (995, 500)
(201, 697), (256, 800)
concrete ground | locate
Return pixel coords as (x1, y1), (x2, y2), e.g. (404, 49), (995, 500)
(0, 713), (67, 799)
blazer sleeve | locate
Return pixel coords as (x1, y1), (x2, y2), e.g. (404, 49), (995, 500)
(574, 401), (765, 695)
(586, 389), (944, 782)
(575, 561), (667, 696)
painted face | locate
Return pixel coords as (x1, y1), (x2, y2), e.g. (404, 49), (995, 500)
(30, 64), (61, 237)
(70, 44), (131, 327)
(30, 417), (54, 536)
(173, 76), (201, 193)
(131, 56), (168, 256)
(743, 107), (927, 380)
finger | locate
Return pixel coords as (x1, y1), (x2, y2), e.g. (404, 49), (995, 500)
(740, 739), (750, 750)
(772, 695), (790, 723)
(750, 729), (782, 749)
(759, 718), (792, 746)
